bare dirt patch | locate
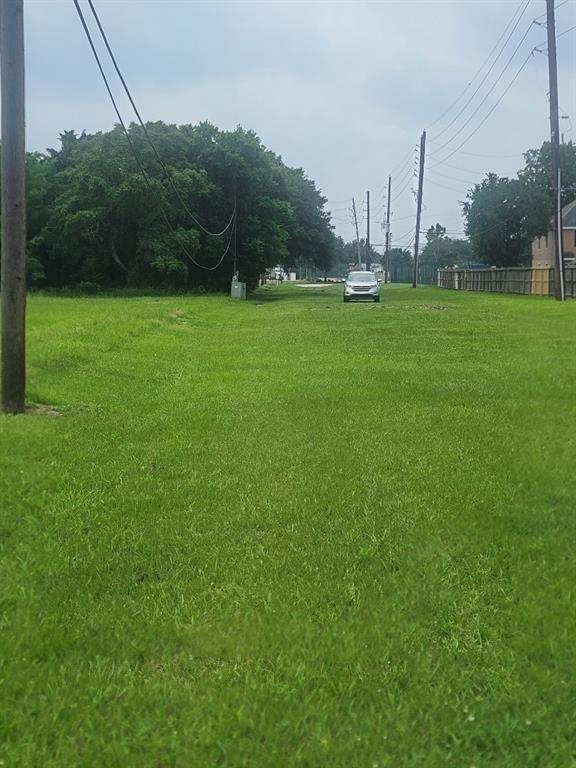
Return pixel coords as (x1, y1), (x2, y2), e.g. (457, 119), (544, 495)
(26, 404), (63, 417)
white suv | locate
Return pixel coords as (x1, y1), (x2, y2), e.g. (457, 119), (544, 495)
(344, 271), (380, 303)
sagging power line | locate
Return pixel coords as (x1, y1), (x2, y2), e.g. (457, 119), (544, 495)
(85, 0), (234, 239)
(73, 0), (236, 273)
(430, 14), (538, 157)
(429, 0), (531, 140)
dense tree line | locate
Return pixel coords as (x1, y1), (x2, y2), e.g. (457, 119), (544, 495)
(332, 232), (472, 280)
(420, 224), (473, 268)
(20, 122), (336, 291)
(331, 237), (381, 274)
(463, 141), (576, 267)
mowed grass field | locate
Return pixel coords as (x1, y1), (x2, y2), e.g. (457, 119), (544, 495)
(1, 283), (575, 767)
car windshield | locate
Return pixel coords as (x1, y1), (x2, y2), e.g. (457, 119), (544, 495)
(347, 272), (375, 283)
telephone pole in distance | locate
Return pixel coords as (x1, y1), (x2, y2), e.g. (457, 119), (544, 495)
(366, 190), (371, 271)
(384, 175), (391, 282)
(352, 197), (361, 267)
(412, 131), (426, 289)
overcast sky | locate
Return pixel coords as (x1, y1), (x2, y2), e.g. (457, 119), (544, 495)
(23, 0), (576, 253)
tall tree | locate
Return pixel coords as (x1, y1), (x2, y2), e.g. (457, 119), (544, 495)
(421, 224), (473, 268)
(462, 141), (576, 267)
(21, 122), (336, 291)
(462, 175), (533, 267)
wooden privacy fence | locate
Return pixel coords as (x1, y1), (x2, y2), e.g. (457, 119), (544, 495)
(437, 267), (576, 298)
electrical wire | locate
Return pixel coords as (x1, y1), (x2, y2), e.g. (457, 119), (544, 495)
(557, 23), (576, 39)
(391, 213), (418, 223)
(430, 14), (536, 154)
(427, 168), (479, 185)
(72, 0), (235, 271)
(424, 176), (471, 194)
(536, 23), (576, 50)
(426, 158), (519, 175)
(445, 219), (516, 237)
(533, 0), (571, 23)
(389, 145), (417, 177)
(391, 174), (416, 204)
(394, 226), (417, 243)
(429, 48), (535, 168)
(374, 164), (413, 210)
(390, 149), (417, 182)
(393, 159), (416, 189)
(428, 0), (528, 136)
(85, 0), (234, 238)
(435, 150), (524, 159)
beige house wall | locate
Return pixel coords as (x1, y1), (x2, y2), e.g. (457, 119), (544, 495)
(532, 228), (576, 267)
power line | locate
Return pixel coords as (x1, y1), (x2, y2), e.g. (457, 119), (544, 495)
(373, 151), (415, 206)
(392, 159), (417, 190)
(394, 226), (417, 242)
(557, 23), (576, 38)
(390, 173), (416, 203)
(435, 150), (524, 159)
(428, 0), (529, 136)
(389, 145), (417, 177)
(72, 0), (235, 271)
(430, 13), (537, 154)
(425, 176), (470, 194)
(426, 158), (519, 175)
(390, 149), (417, 183)
(536, 23), (576, 48)
(85, 0), (234, 239)
(391, 213), (418, 223)
(533, 0), (571, 22)
(427, 168), (479, 185)
(429, 48), (535, 168)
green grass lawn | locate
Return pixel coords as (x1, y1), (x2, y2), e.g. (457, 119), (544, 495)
(1, 284), (575, 767)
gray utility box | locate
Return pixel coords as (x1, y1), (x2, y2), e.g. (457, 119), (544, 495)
(231, 279), (246, 300)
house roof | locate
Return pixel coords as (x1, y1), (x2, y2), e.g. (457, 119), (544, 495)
(563, 199), (576, 228)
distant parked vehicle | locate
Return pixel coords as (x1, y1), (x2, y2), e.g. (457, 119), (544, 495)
(343, 271), (380, 303)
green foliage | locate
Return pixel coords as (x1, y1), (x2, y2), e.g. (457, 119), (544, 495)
(24, 123), (336, 291)
(462, 141), (576, 267)
(388, 246), (413, 266)
(332, 237), (380, 274)
(2, 285), (576, 766)
(519, 141), (576, 214)
(463, 174), (533, 267)
(421, 223), (473, 268)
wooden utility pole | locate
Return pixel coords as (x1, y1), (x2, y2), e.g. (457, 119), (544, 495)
(412, 131), (426, 289)
(384, 175), (391, 282)
(352, 197), (361, 266)
(232, 184), (238, 278)
(546, 0), (565, 301)
(1, 0), (27, 413)
(366, 190), (371, 271)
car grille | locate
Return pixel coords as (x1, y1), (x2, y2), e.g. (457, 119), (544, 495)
(352, 286), (370, 292)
